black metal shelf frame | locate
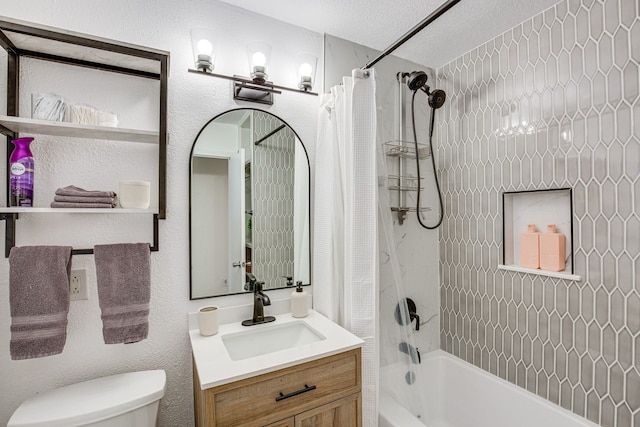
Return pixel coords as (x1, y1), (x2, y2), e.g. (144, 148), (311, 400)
(0, 17), (169, 257)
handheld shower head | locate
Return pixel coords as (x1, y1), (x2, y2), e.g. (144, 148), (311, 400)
(404, 71), (428, 91)
(428, 89), (446, 109)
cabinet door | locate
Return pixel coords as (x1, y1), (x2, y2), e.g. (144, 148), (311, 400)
(295, 393), (361, 427)
(264, 417), (295, 427)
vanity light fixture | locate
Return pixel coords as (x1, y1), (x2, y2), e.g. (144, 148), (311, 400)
(190, 29), (216, 73)
(295, 54), (317, 91)
(187, 38), (318, 105)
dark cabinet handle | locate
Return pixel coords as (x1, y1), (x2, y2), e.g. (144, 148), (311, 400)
(275, 384), (317, 402)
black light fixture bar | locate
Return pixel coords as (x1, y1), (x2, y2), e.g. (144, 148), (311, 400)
(234, 80), (276, 105)
(188, 69), (318, 97)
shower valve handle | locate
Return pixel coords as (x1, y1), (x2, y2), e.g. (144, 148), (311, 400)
(410, 312), (420, 331)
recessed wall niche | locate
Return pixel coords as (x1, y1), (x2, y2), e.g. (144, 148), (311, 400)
(499, 188), (581, 281)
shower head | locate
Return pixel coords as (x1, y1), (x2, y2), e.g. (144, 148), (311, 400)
(428, 89), (446, 109)
(404, 70), (428, 91)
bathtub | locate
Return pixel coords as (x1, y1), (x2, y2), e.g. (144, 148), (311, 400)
(379, 350), (599, 427)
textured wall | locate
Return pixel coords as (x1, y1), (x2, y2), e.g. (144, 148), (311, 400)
(252, 111), (295, 288)
(0, 1), (322, 425)
(437, 0), (639, 426)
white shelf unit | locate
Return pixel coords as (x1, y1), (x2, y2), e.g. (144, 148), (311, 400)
(497, 264), (582, 282)
(0, 16), (169, 257)
(0, 116), (159, 144)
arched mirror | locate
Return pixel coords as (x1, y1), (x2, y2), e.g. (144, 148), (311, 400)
(189, 109), (310, 299)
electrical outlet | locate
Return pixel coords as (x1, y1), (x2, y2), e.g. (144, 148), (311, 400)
(70, 269), (88, 301)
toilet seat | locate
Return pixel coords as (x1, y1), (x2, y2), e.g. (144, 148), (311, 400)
(8, 370), (166, 427)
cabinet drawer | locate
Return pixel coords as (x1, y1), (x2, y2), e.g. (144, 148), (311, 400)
(206, 348), (361, 427)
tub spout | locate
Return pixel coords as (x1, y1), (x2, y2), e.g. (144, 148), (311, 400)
(399, 342), (421, 364)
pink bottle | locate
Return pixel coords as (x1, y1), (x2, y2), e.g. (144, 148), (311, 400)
(520, 224), (540, 269)
(539, 224), (566, 272)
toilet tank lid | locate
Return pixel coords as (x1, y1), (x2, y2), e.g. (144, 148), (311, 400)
(8, 370), (166, 427)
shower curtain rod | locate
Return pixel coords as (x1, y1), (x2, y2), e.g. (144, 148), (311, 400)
(362, 0), (462, 70)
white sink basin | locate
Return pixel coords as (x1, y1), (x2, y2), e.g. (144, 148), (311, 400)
(221, 320), (326, 361)
(190, 311), (364, 388)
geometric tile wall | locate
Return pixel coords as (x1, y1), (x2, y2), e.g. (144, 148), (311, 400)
(436, 1), (639, 426)
(251, 111), (295, 289)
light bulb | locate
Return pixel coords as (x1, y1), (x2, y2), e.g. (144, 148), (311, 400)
(252, 51), (266, 67)
(197, 39), (213, 56)
(298, 62), (313, 78)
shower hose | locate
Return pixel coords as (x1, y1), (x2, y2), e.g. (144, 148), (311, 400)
(411, 89), (444, 229)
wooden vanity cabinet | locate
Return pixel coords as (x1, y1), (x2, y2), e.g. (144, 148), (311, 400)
(193, 348), (362, 427)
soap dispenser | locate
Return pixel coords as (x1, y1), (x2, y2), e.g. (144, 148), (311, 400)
(520, 224), (540, 269)
(539, 224), (566, 272)
(291, 281), (308, 318)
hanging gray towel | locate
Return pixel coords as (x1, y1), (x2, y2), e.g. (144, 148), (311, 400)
(94, 243), (150, 344)
(9, 246), (72, 360)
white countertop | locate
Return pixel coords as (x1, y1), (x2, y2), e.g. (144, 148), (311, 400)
(189, 310), (364, 389)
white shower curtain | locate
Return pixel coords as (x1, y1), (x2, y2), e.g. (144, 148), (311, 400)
(313, 69), (379, 425)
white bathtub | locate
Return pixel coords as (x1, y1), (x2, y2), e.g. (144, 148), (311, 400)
(379, 350), (599, 427)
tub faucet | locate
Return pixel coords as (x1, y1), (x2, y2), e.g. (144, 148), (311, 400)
(395, 298), (420, 331)
(399, 342), (421, 364)
(242, 281), (276, 326)
(409, 308), (420, 331)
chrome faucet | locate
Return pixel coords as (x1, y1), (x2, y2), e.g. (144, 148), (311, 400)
(242, 281), (276, 326)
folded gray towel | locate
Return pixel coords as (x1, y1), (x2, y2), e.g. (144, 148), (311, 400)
(50, 201), (115, 208)
(54, 195), (117, 205)
(9, 246), (73, 360)
(55, 185), (116, 198)
(94, 243), (150, 344)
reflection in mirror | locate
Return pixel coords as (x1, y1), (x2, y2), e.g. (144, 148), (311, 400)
(189, 109), (310, 299)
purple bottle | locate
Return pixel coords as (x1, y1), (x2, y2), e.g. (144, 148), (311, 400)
(9, 137), (35, 207)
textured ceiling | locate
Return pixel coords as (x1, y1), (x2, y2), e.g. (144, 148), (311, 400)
(218, 0), (561, 68)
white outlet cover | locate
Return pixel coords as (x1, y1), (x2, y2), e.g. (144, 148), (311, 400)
(70, 269), (88, 301)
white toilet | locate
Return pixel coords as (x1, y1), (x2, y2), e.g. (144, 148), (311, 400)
(8, 370), (166, 427)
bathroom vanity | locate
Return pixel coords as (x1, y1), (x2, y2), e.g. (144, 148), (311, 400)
(189, 311), (363, 427)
